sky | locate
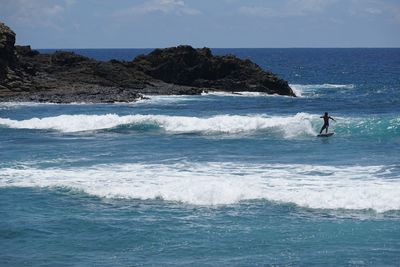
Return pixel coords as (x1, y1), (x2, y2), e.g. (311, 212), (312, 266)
(1, 0), (400, 48)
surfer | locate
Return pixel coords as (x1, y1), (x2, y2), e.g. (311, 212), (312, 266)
(319, 112), (336, 134)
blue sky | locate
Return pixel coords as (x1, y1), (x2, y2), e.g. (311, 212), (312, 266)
(1, 0), (400, 48)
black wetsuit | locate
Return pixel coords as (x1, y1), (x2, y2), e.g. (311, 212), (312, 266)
(320, 115), (334, 134)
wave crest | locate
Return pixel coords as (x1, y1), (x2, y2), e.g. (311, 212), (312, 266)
(0, 113), (318, 137)
(1, 113), (398, 138)
(290, 84), (355, 97)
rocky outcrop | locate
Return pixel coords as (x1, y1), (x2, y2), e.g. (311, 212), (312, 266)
(0, 23), (35, 95)
(0, 23), (16, 69)
(0, 22), (295, 103)
(132, 45), (294, 96)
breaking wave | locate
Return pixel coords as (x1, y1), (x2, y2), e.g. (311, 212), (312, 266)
(1, 162), (399, 212)
(1, 113), (398, 138)
(0, 113), (318, 138)
(201, 91), (272, 97)
(290, 84), (355, 97)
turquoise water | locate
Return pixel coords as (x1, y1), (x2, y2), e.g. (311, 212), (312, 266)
(1, 49), (400, 266)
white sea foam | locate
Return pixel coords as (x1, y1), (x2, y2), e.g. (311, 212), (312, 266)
(202, 84), (355, 98)
(202, 91), (271, 97)
(0, 102), (59, 110)
(291, 84), (355, 89)
(143, 95), (200, 104)
(290, 84), (355, 97)
(1, 162), (399, 212)
(0, 101), (136, 110)
(290, 85), (304, 97)
(0, 113), (318, 137)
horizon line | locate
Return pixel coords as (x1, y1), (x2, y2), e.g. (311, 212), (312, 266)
(34, 46), (400, 50)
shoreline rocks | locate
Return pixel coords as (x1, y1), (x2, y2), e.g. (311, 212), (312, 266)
(0, 21), (295, 103)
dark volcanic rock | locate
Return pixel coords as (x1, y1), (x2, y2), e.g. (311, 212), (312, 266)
(15, 45), (39, 57)
(0, 22), (35, 94)
(0, 21), (295, 103)
(0, 22), (16, 69)
(132, 45), (295, 96)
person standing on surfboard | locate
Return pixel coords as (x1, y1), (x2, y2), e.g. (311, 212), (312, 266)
(319, 112), (336, 134)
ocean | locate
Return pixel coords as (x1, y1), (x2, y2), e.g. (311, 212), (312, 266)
(1, 48), (399, 266)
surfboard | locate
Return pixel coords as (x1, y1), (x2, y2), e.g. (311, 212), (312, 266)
(317, 133), (334, 137)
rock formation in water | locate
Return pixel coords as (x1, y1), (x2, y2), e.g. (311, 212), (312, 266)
(132, 46), (294, 96)
(0, 21), (295, 103)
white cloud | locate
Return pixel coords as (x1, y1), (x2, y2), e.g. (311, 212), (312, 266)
(238, 0), (335, 18)
(238, 0), (400, 26)
(0, 0), (74, 29)
(114, 0), (201, 17)
(238, 6), (276, 18)
(41, 4), (65, 16)
(290, 0), (331, 13)
(364, 7), (382, 15)
(65, 0), (76, 7)
(391, 6), (400, 23)
(235, 0), (393, 29)
(348, 0), (400, 23)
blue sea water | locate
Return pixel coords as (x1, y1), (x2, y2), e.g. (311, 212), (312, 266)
(1, 48), (400, 266)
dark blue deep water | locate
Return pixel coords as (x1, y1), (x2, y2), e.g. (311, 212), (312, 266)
(1, 49), (400, 266)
